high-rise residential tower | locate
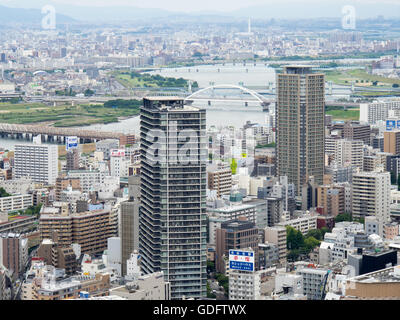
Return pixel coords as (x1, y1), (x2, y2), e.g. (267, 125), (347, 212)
(139, 97), (207, 299)
(14, 142), (58, 186)
(276, 65), (325, 196)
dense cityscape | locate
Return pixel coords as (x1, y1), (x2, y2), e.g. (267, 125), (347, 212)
(1, 0), (400, 306)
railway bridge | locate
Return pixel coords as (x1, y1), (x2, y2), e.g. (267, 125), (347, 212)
(0, 123), (126, 144)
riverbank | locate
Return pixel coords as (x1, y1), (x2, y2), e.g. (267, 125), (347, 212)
(0, 100), (141, 127)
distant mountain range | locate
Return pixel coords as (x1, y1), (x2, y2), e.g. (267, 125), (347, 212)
(0, 0), (399, 24)
(0, 4), (74, 25)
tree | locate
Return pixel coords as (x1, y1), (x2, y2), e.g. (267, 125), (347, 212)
(335, 213), (352, 222)
(0, 187), (11, 198)
(304, 236), (320, 252)
(207, 261), (215, 274)
(286, 226), (304, 250)
(84, 88), (95, 96)
(393, 84), (399, 88)
(306, 229), (323, 241)
(287, 249), (300, 262)
(206, 282), (216, 299)
(320, 227), (330, 238)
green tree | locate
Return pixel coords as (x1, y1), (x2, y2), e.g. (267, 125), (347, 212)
(320, 227), (330, 239)
(84, 88), (95, 96)
(207, 261), (215, 273)
(335, 213), (352, 222)
(305, 229), (323, 241)
(287, 249), (300, 262)
(0, 187), (11, 197)
(206, 282), (216, 299)
(304, 236), (320, 252)
(286, 226), (304, 250)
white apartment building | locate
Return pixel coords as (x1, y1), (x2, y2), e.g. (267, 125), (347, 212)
(352, 171), (391, 222)
(67, 169), (104, 193)
(229, 269), (261, 300)
(296, 267), (329, 300)
(360, 100), (400, 124)
(325, 137), (364, 169)
(14, 143), (58, 186)
(264, 226), (287, 264)
(110, 154), (130, 178)
(207, 203), (257, 224)
(276, 214), (317, 236)
(0, 194), (33, 213)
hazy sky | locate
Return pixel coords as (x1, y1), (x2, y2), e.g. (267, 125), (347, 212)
(1, 0), (398, 13)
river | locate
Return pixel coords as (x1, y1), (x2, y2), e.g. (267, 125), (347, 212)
(0, 61), (360, 150)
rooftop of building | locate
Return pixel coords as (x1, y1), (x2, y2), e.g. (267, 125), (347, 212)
(39, 208), (109, 220)
(349, 266), (400, 283)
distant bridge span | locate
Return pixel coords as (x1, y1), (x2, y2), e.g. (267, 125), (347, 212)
(185, 84), (270, 105)
(0, 123), (125, 141)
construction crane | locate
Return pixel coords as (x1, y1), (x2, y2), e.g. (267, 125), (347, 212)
(315, 270), (331, 300)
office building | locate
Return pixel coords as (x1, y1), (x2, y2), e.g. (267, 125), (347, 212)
(139, 97), (207, 299)
(276, 66), (325, 195)
(216, 219), (259, 273)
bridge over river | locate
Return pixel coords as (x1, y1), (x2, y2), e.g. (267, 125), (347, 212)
(0, 123), (126, 144)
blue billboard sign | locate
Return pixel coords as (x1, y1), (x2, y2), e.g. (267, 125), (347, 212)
(66, 136), (78, 151)
(229, 250), (254, 272)
(387, 120), (396, 131)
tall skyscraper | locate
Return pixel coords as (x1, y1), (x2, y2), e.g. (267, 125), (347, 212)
(14, 142), (59, 186)
(276, 65), (325, 196)
(139, 97), (207, 299)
